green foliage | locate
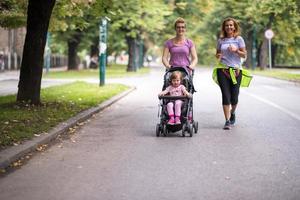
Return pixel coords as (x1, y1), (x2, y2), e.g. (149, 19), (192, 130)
(43, 64), (150, 79)
(49, 0), (95, 32)
(3, 0), (299, 66)
(49, 0), (114, 56)
(110, 0), (170, 39)
(0, 0), (27, 28)
(251, 68), (300, 82)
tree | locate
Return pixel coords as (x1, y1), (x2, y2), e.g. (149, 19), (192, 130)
(49, 0), (93, 70)
(254, 0), (300, 68)
(16, 0), (56, 104)
(110, 0), (170, 71)
(49, 0), (113, 70)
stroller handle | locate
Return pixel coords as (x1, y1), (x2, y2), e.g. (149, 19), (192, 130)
(158, 95), (191, 100)
(166, 66), (192, 75)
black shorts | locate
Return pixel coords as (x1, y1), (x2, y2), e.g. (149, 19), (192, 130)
(217, 68), (242, 105)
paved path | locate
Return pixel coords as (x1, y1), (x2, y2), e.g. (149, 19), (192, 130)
(0, 67), (300, 200)
(0, 68), (75, 96)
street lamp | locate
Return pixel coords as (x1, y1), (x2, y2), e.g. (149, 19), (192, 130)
(45, 32), (51, 73)
(99, 17), (110, 86)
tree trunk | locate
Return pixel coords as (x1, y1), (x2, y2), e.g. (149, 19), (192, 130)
(134, 40), (140, 69)
(68, 40), (79, 70)
(258, 37), (269, 69)
(272, 44), (277, 67)
(126, 36), (136, 72)
(258, 14), (275, 70)
(142, 42), (148, 67)
(90, 39), (99, 57)
(244, 30), (253, 69)
(67, 30), (82, 70)
(17, 0), (56, 105)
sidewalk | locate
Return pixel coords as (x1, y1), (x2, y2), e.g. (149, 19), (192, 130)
(0, 67), (79, 96)
(0, 66), (68, 82)
(0, 67), (137, 170)
(0, 70), (19, 81)
(0, 86), (135, 170)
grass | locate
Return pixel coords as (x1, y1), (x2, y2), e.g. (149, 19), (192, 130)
(250, 68), (300, 82)
(0, 81), (129, 149)
(43, 64), (150, 79)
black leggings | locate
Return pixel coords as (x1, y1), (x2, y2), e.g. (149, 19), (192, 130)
(217, 69), (242, 105)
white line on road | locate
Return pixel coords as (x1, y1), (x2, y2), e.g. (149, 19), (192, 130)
(242, 90), (300, 121)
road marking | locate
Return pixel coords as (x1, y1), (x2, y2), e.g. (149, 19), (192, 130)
(242, 90), (300, 121)
(263, 85), (277, 91)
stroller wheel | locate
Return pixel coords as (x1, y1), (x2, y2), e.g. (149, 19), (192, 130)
(187, 122), (193, 137)
(193, 121), (199, 134)
(162, 124), (167, 137)
(156, 124), (160, 137)
(182, 124), (186, 137)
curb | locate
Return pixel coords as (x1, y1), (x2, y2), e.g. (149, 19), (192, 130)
(0, 86), (136, 169)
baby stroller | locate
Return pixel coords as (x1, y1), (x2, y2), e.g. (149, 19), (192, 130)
(156, 66), (198, 137)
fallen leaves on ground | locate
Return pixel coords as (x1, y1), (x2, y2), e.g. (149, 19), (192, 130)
(36, 144), (48, 152)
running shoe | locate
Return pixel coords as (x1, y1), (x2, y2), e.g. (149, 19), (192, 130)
(229, 113), (236, 125)
(223, 120), (231, 130)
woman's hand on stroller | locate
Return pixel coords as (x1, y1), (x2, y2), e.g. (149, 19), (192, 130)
(187, 65), (195, 72)
(165, 65), (173, 72)
(158, 91), (167, 98)
(186, 93), (193, 99)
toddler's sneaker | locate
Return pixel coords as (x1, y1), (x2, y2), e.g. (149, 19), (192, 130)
(223, 120), (231, 130)
(175, 116), (181, 124)
(168, 117), (175, 125)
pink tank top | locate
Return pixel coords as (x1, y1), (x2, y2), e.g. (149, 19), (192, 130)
(164, 39), (194, 67)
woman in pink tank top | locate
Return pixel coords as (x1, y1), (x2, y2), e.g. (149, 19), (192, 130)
(162, 17), (198, 72)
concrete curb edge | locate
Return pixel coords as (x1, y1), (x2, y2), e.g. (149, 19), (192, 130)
(0, 86), (136, 169)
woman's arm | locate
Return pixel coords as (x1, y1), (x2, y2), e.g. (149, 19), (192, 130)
(162, 47), (171, 69)
(189, 45), (198, 69)
(216, 49), (222, 60)
(236, 47), (247, 58)
(215, 39), (222, 60)
(228, 45), (247, 58)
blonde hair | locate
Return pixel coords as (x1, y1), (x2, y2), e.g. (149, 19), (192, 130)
(220, 17), (241, 39)
(174, 17), (186, 30)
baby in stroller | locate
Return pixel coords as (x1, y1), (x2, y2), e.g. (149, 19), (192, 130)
(159, 71), (191, 125)
(156, 67), (198, 137)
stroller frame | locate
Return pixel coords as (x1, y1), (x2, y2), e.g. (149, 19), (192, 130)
(156, 67), (199, 137)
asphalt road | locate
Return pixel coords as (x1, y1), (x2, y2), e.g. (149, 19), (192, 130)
(0, 67), (300, 200)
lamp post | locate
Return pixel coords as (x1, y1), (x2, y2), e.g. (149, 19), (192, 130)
(99, 17), (109, 86)
(45, 32), (51, 73)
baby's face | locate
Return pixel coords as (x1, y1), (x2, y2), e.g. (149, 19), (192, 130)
(171, 77), (181, 87)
